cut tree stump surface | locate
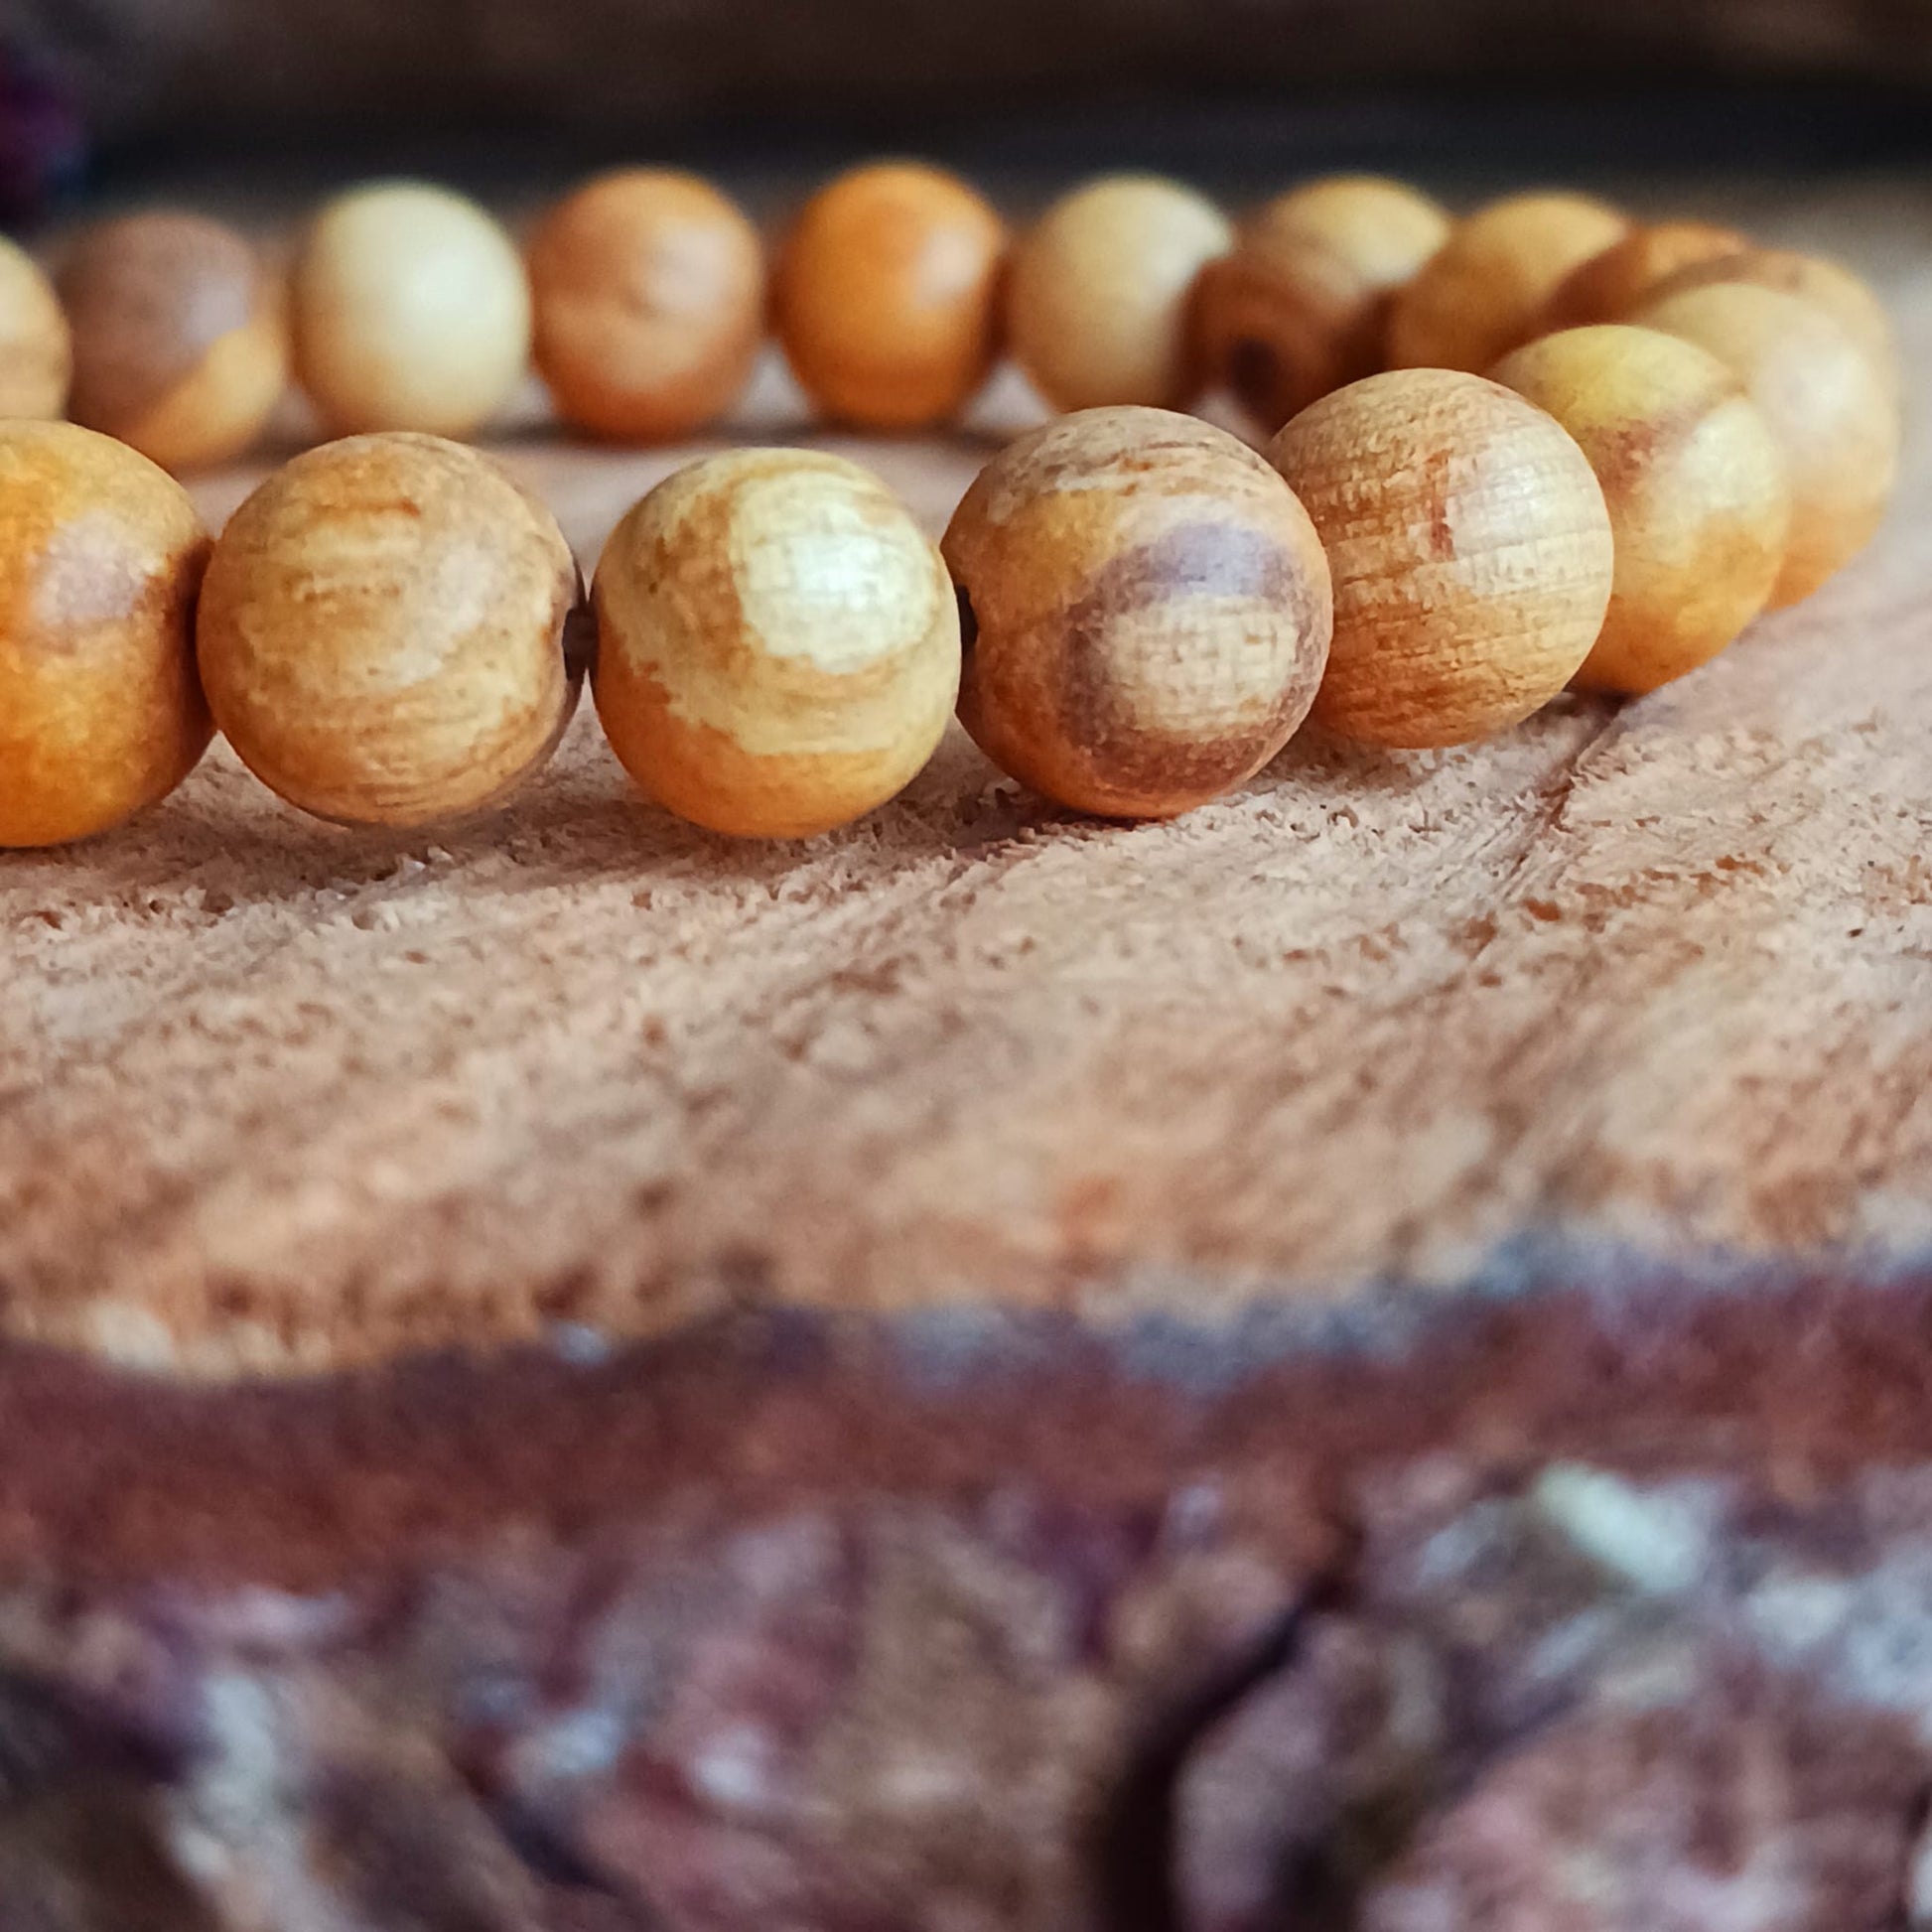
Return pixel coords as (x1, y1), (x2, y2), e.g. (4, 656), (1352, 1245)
(4, 181), (1929, 1375)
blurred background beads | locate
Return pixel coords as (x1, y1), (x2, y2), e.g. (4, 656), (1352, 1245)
(291, 183), (532, 440)
(57, 210), (288, 473)
(1008, 175), (1231, 413)
(775, 163), (1006, 432)
(528, 170), (765, 444)
(0, 234), (69, 419)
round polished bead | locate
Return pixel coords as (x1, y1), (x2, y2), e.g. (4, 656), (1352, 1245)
(1538, 220), (1750, 334)
(1385, 192), (1630, 374)
(0, 235), (70, 421)
(530, 170), (765, 442)
(58, 209), (289, 473)
(594, 449), (960, 837)
(1634, 281), (1898, 608)
(944, 407), (1333, 818)
(1640, 245), (1902, 406)
(1492, 325), (1791, 694)
(292, 183), (532, 439)
(774, 163), (1005, 430)
(1196, 176), (1450, 432)
(0, 422), (210, 846)
(198, 433), (583, 827)
(1268, 369), (1614, 747)
(1008, 176), (1232, 411)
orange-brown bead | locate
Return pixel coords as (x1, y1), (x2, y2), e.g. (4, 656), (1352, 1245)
(529, 170), (765, 442)
(57, 210), (289, 473)
(1007, 176), (1233, 412)
(1196, 176), (1451, 433)
(1491, 326), (1791, 694)
(1385, 192), (1630, 374)
(1640, 246), (1901, 405)
(0, 236), (70, 421)
(1268, 369), (1613, 747)
(594, 450), (961, 837)
(944, 407), (1333, 819)
(774, 163), (1005, 430)
(198, 433), (583, 827)
(1633, 282), (1898, 609)
(0, 422), (211, 847)
(1538, 220), (1750, 334)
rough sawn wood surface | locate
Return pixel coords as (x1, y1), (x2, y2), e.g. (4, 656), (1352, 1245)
(3, 184), (1929, 1376)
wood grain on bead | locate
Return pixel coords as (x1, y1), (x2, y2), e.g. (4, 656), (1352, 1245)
(1195, 176), (1450, 433)
(773, 163), (1005, 430)
(57, 210), (289, 473)
(1007, 176), (1232, 412)
(0, 422), (210, 847)
(292, 183), (532, 439)
(943, 407), (1332, 818)
(529, 170), (765, 442)
(593, 449), (960, 838)
(1538, 220), (1749, 335)
(1385, 192), (1630, 374)
(197, 433), (582, 827)
(1633, 281), (1898, 609)
(0, 236), (70, 421)
(1640, 246), (1902, 405)
(1491, 325), (1790, 695)
(1267, 369), (1613, 748)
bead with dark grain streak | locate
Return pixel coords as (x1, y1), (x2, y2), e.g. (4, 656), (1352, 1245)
(1267, 369), (1613, 748)
(775, 163), (1005, 430)
(57, 209), (289, 473)
(594, 449), (961, 837)
(1537, 219), (1750, 335)
(1385, 192), (1630, 374)
(1491, 325), (1791, 694)
(0, 235), (69, 420)
(197, 433), (582, 828)
(1008, 177), (1233, 412)
(943, 406), (1332, 819)
(530, 169), (766, 442)
(0, 422), (211, 846)
(1196, 176), (1451, 433)
(1633, 281), (1899, 608)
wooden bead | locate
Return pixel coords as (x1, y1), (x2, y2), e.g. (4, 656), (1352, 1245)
(1385, 192), (1630, 374)
(57, 210), (289, 473)
(593, 450), (959, 837)
(774, 163), (1004, 430)
(292, 183), (531, 438)
(0, 236), (69, 421)
(1640, 246), (1902, 405)
(198, 433), (582, 827)
(1008, 176), (1232, 412)
(1196, 176), (1451, 433)
(1267, 369), (1613, 748)
(1491, 326), (1790, 695)
(1538, 219), (1749, 334)
(529, 170), (765, 442)
(0, 422), (210, 847)
(1633, 282), (1898, 609)
(943, 406), (1332, 818)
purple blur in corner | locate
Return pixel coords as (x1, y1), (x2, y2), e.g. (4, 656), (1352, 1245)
(0, 43), (86, 228)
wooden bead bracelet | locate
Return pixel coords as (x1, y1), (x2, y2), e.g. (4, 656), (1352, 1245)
(0, 169), (1902, 845)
